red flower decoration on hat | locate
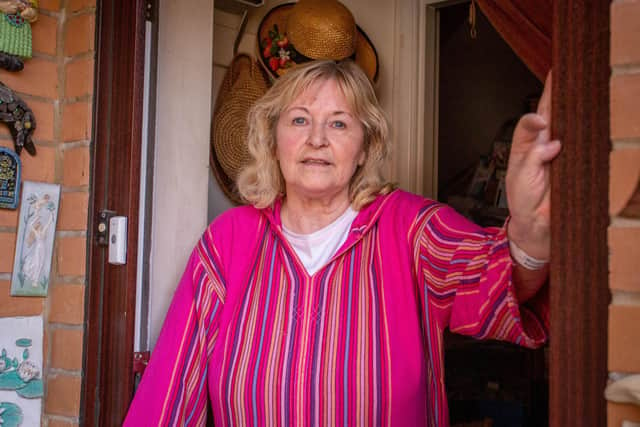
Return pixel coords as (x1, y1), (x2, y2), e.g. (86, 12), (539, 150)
(260, 25), (300, 74)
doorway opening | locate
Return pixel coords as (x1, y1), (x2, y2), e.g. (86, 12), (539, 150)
(434, 3), (547, 426)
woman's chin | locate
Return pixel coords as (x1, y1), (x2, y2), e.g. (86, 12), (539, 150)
(288, 183), (349, 202)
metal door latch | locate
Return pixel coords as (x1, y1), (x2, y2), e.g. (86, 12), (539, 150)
(97, 210), (116, 246)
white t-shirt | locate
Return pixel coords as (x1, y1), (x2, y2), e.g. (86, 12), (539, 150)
(282, 207), (358, 276)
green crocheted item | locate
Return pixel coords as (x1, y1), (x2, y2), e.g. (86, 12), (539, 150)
(0, 13), (33, 58)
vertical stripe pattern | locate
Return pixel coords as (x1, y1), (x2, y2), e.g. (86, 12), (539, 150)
(124, 191), (549, 427)
(215, 223), (392, 427)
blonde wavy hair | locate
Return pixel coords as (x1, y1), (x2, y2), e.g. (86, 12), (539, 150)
(237, 60), (395, 210)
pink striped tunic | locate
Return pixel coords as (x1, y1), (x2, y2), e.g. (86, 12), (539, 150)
(124, 190), (548, 427)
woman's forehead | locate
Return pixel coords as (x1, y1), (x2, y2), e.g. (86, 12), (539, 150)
(286, 78), (356, 111)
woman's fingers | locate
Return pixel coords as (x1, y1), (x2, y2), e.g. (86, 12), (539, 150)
(514, 113), (547, 139)
(537, 71), (552, 122)
(510, 72), (559, 169)
(510, 113), (550, 164)
(534, 139), (562, 163)
(521, 113), (547, 132)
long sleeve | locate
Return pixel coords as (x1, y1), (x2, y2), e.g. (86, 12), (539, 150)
(412, 203), (548, 427)
(416, 203), (548, 347)
(124, 233), (226, 426)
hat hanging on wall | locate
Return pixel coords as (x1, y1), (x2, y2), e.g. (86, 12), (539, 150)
(210, 53), (270, 204)
(257, 0), (379, 82)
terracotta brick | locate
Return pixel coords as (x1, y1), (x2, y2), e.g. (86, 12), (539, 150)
(49, 283), (85, 324)
(64, 14), (95, 57)
(48, 420), (78, 427)
(50, 328), (83, 370)
(0, 99), (54, 141)
(65, 58), (94, 98)
(68, 0), (96, 13)
(32, 14), (58, 56)
(610, 147), (640, 218)
(0, 58), (58, 99)
(62, 102), (91, 142)
(609, 225), (640, 292)
(40, 0), (62, 11)
(22, 145), (57, 183)
(57, 191), (89, 231)
(608, 402), (640, 426)
(0, 232), (16, 272)
(611, 74), (640, 140)
(45, 374), (81, 416)
(0, 280), (44, 316)
(32, 99), (56, 142)
(56, 236), (86, 276)
(63, 146), (90, 186)
(611, 0), (640, 66)
(0, 209), (18, 227)
(609, 304), (640, 372)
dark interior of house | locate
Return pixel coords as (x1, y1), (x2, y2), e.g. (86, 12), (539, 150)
(437, 3), (547, 427)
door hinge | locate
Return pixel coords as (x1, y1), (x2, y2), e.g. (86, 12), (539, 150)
(133, 351), (150, 392)
(144, 0), (155, 22)
(133, 351), (150, 374)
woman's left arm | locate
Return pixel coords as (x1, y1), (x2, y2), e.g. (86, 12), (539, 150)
(505, 72), (561, 302)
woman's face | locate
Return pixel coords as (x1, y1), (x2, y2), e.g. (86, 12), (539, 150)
(275, 78), (365, 203)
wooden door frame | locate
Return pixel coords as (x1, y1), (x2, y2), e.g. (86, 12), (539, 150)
(81, 0), (146, 425)
(82, 0), (611, 425)
(549, 1), (610, 425)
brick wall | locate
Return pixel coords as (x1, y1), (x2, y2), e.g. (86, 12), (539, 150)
(0, 0), (94, 426)
(608, 0), (640, 425)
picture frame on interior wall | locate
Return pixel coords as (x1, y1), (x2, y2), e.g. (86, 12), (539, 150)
(10, 181), (60, 297)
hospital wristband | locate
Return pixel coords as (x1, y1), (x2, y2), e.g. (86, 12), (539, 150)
(509, 239), (549, 270)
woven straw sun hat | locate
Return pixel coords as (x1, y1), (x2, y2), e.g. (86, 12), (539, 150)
(257, 0), (379, 82)
(210, 53), (270, 204)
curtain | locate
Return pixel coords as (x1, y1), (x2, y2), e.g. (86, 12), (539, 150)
(475, 0), (552, 81)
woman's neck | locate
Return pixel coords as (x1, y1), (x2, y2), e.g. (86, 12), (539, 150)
(281, 193), (352, 234)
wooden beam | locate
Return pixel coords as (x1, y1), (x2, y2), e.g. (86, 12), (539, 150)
(81, 0), (146, 424)
(549, 1), (611, 426)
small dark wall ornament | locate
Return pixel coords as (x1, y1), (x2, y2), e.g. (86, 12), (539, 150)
(0, 0), (39, 72)
(0, 80), (36, 155)
(0, 146), (20, 209)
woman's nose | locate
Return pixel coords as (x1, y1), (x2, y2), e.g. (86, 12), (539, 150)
(308, 122), (328, 147)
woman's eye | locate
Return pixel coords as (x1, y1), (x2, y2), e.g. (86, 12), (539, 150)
(292, 117), (307, 125)
(332, 120), (346, 129)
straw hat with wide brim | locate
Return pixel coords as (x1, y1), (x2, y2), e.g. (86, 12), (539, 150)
(257, 0), (379, 83)
(211, 53), (270, 204)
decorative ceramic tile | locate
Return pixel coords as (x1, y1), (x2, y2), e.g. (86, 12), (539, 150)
(0, 148), (20, 210)
(10, 181), (60, 297)
(0, 316), (43, 427)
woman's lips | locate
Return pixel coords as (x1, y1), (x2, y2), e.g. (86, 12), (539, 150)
(301, 158), (331, 165)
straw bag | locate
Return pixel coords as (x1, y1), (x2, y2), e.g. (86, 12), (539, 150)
(210, 53), (270, 204)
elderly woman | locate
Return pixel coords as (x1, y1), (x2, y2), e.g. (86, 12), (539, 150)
(124, 60), (559, 426)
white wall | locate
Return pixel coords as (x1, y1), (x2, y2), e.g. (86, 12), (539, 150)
(148, 0), (214, 347)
